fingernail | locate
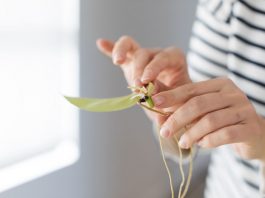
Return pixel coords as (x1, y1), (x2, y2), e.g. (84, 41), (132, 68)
(114, 53), (123, 64)
(141, 77), (150, 84)
(141, 73), (152, 83)
(152, 95), (165, 106)
(160, 127), (170, 138)
(179, 136), (189, 149)
(134, 78), (142, 87)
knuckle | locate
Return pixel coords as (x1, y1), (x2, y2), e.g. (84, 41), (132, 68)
(233, 88), (243, 95)
(165, 46), (183, 56)
(133, 49), (150, 64)
(144, 66), (154, 75)
(165, 46), (178, 53)
(246, 104), (255, 115)
(156, 51), (168, 58)
(189, 96), (205, 114)
(219, 76), (233, 84)
(145, 60), (165, 76)
(185, 84), (197, 98)
(223, 128), (236, 142)
(135, 48), (148, 56)
(234, 111), (242, 122)
(234, 109), (245, 122)
(203, 136), (214, 148)
(164, 47), (186, 66)
(166, 117), (178, 133)
(203, 114), (216, 131)
(120, 35), (132, 42)
(183, 130), (193, 143)
(243, 105), (257, 121)
(155, 51), (169, 64)
(238, 90), (249, 101)
(171, 115), (178, 126)
(217, 91), (226, 100)
(177, 107), (186, 120)
(225, 78), (233, 84)
(218, 77), (236, 90)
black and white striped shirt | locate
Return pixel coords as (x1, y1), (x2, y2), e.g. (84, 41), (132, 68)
(187, 0), (265, 197)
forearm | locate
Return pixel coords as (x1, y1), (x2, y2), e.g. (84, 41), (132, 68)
(258, 116), (265, 164)
(257, 116), (265, 196)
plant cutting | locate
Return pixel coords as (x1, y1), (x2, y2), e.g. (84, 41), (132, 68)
(65, 82), (193, 198)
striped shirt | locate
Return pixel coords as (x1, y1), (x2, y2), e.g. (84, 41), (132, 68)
(187, 0), (265, 197)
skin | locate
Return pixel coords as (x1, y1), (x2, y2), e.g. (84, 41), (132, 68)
(152, 78), (265, 163)
(97, 36), (265, 164)
(97, 36), (190, 124)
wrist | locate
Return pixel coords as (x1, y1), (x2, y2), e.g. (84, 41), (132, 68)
(258, 116), (265, 164)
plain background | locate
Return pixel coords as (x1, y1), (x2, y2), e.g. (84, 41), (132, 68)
(0, 0), (199, 197)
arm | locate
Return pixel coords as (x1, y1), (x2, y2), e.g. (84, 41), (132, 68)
(260, 118), (265, 196)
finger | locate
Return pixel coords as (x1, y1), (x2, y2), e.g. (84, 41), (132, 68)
(140, 52), (170, 84)
(179, 107), (246, 149)
(152, 77), (231, 108)
(132, 49), (152, 86)
(157, 67), (189, 87)
(197, 124), (247, 148)
(152, 80), (171, 95)
(112, 36), (139, 65)
(141, 47), (185, 84)
(157, 115), (168, 126)
(132, 48), (161, 86)
(96, 39), (114, 57)
(159, 92), (237, 138)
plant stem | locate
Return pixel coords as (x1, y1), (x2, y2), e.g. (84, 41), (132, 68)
(138, 103), (171, 116)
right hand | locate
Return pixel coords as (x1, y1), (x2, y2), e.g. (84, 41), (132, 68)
(96, 36), (191, 124)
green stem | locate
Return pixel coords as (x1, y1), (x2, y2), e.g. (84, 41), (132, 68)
(138, 103), (171, 116)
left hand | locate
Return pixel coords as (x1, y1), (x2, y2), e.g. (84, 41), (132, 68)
(152, 77), (265, 161)
(97, 38), (190, 124)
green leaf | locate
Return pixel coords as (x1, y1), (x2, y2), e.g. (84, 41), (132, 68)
(64, 93), (140, 112)
(146, 97), (154, 108)
(147, 82), (155, 96)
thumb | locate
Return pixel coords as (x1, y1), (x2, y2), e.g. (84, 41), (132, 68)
(96, 38), (114, 57)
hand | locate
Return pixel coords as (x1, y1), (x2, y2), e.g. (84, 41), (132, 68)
(152, 77), (265, 161)
(97, 36), (191, 124)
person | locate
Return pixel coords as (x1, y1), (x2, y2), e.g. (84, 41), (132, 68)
(96, 0), (265, 197)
